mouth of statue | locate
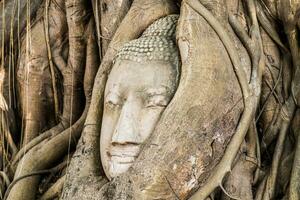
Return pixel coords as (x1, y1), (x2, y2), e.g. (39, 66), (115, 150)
(110, 155), (136, 164)
(108, 145), (140, 164)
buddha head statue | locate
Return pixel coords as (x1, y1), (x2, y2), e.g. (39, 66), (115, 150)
(100, 15), (180, 179)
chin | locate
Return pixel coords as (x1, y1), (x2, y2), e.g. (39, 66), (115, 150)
(108, 160), (134, 178)
(107, 146), (140, 177)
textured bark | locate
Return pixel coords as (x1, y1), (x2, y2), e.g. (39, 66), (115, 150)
(16, 0), (67, 145)
(5, 1), (98, 199)
(0, 0), (43, 51)
(99, 0), (132, 56)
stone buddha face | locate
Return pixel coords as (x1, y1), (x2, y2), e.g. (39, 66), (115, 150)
(100, 59), (179, 179)
(99, 14), (179, 179)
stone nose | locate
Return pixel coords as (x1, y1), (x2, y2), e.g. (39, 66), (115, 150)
(111, 100), (141, 145)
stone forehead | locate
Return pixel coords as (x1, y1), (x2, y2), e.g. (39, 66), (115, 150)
(114, 15), (180, 65)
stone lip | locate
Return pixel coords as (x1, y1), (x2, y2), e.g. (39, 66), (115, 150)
(109, 145), (140, 163)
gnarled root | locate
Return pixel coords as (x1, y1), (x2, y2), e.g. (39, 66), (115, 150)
(289, 126), (300, 199)
(4, 2), (99, 199)
(39, 175), (65, 200)
(188, 0), (264, 199)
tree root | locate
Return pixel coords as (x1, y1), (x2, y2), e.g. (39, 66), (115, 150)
(289, 125), (300, 199)
(255, 175), (267, 200)
(0, 171), (10, 188)
(4, 170), (52, 200)
(187, 0), (264, 199)
(0, 0), (43, 51)
(10, 123), (66, 174)
(4, 160), (67, 200)
(5, 105), (87, 200)
(8, 0), (82, 175)
(4, 2), (97, 200)
(260, 2), (300, 198)
(44, 0), (60, 121)
(39, 175), (65, 200)
(5, 2), (98, 199)
(255, 1), (288, 52)
(261, 100), (295, 200)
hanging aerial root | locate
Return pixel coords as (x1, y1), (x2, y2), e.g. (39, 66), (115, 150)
(0, 0), (44, 50)
(6, 4), (95, 200)
(261, 4), (300, 200)
(18, 0), (81, 149)
(261, 100), (295, 200)
(1, 110), (18, 158)
(17, 0), (68, 146)
(44, 0), (60, 121)
(0, 171), (10, 188)
(187, 0), (264, 199)
(5, 5), (99, 198)
(222, 122), (258, 200)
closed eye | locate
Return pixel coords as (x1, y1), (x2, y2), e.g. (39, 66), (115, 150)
(105, 93), (123, 109)
(145, 95), (169, 108)
(105, 100), (122, 109)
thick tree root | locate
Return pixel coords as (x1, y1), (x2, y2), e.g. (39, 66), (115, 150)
(4, 170), (52, 200)
(187, 0), (264, 199)
(5, 106), (88, 200)
(44, 0), (60, 121)
(39, 175), (65, 200)
(16, 0), (67, 146)
(5, 1), (99, 198)
(4, 160), (68, 200)
(10, 123), (66, 174)
(289, 125), (300, 199)
(0, 0), (43, 51)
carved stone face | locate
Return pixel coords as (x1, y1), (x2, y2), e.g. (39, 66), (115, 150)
(100, 59), (178, 179)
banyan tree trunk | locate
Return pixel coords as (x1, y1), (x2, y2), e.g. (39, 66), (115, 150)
(1, 0), (299, 199)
